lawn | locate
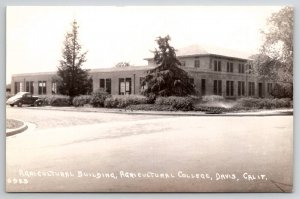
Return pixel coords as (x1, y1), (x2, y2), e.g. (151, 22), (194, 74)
(6, 119), (24, 129)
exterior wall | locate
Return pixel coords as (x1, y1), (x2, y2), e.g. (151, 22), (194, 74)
(144, 55), (274, 99)
(91, 69), (148, 95)
(10, 55), (275, 99)
(11, 73), (55, 96)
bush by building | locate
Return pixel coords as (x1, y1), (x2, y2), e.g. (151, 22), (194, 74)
(72, 95), (92, 107)
(41, 95), (71, 106)
(155, 96), (194, 111)
(201, 95), (225, 103)
(104, 95), (149, 108)
(90, 90), (110, 107)
(126, 104), (174, 111)
(235, 97), (292, 109)
(270, 83), (293, 99)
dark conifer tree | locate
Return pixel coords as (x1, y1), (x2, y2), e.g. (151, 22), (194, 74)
(142, 35), (195, 97)
(57, 20), (92, 97)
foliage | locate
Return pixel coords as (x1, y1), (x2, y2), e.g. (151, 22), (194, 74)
(155, 96), (194, 111)
(126, 104), (174, 111)
(72, 95), (92, 107)
(57, 20), (92, 97)
(104, 95), (148, 108)
(142, 35), (195, 97)
(41, 95), (71, 106)
(115, 62), (130, 68)
(235, 97), (292, 109)
(194, 105), (227, 114)
(90, 89), (111, 107)
(270, 83), (293, 99)
(253, 7), (293, 85)
(201, 95), (225, 103)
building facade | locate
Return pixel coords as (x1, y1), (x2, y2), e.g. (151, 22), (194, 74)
(10, 45), (274, 99)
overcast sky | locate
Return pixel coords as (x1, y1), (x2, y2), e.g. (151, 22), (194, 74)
(6, 6), (282, 84)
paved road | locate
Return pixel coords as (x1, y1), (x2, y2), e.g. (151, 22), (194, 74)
(6, 107), (293, 192)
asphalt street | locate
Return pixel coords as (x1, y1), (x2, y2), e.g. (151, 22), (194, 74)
(6, 107), (293, 192)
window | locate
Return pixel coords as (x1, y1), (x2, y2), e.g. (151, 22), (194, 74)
(258, 83), (263, 98)
(99, 78), (111, 94)
(227, 62), (233, 72)
(248, 64), (253, 74)
(201, 79), (206, 96)
(106, 79), (111, 94)
(38, 81), (46, 95)
(267, 83), (272, 95)
(25, 81), (34, 94)
(248, 82), (255, 96)
(226, 81), (234, 96)
(238, 64), (245, 73)
(189, 78), (194, 85)
(119, 78), (131, 95)
(194, 60), (200, 68)
(100, 79), (105, 89)
(214, 60), (222, 71)
(14, 82), (20, 94)
(213, 80), (222, 95)
(238, 81), (245, 96)
(140, 77), (146, 90)
(20, 82), (23, 92)
(52, 82), (57, 94)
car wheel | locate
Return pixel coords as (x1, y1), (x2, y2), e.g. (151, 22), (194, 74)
(17, 102), (22, 107)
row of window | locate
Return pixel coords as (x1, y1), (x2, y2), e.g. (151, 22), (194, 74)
(211, 81), (272, 97)
(214, 60), (251, 73)
(181, 58), (251, 74)
(14, 79), (273, 97)
(14, 81), (57, 95)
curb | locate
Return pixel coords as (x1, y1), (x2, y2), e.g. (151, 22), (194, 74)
(21, 106), (293, 117)
(6, 122), (28, 137)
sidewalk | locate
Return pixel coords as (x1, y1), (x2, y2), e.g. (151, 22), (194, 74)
(22, 106), (293, 117)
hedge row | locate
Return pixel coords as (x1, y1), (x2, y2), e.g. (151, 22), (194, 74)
(72, 95), (92, 107)
(37, 94), (293, 112)
(41, 95), (71, 106)
(104, 95), (148, 108)
(235, 97), (292, 109)
(155, 96), (194, 111)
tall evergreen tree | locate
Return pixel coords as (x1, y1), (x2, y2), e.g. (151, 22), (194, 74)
(142, 35), (195, 97)
(57, 20), (92, 97)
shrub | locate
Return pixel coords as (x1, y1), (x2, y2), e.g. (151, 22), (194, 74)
(236, 97), (292, 109)
(72, 95), (92, 107)
(42, 95), (70, 106)
(236, 97), (261, 109)
(104, 95), (148, 108)
(126, 104), (174, 111)
(90, 90), (110, 107)
(155, 96), (194, 111)
(271, 83), (293, 99)
(202, 95), (225, 103)
(194, 105), (227, 114)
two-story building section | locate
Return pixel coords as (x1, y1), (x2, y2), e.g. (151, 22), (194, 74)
(10, 44), (274, 98)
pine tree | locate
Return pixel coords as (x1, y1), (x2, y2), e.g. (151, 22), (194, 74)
(57, 20), (92, 97)
(142, 35), (195, 97)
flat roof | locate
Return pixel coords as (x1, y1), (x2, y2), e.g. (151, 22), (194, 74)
(145, 44), (252, 61)
(12, 65), (154, 77)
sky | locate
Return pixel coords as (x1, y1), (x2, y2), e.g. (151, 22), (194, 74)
(6, 6), (283, 84)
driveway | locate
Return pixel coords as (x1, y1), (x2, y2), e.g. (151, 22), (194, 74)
(6, 107), (293, 192)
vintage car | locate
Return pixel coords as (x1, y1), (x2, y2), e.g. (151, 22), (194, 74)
(6, 92), (43, 107)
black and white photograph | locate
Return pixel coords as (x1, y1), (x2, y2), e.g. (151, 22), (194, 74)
(5, 6), (293, 192)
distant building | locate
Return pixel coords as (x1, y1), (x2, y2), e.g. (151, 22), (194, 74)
(10, 45), (274, 98)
